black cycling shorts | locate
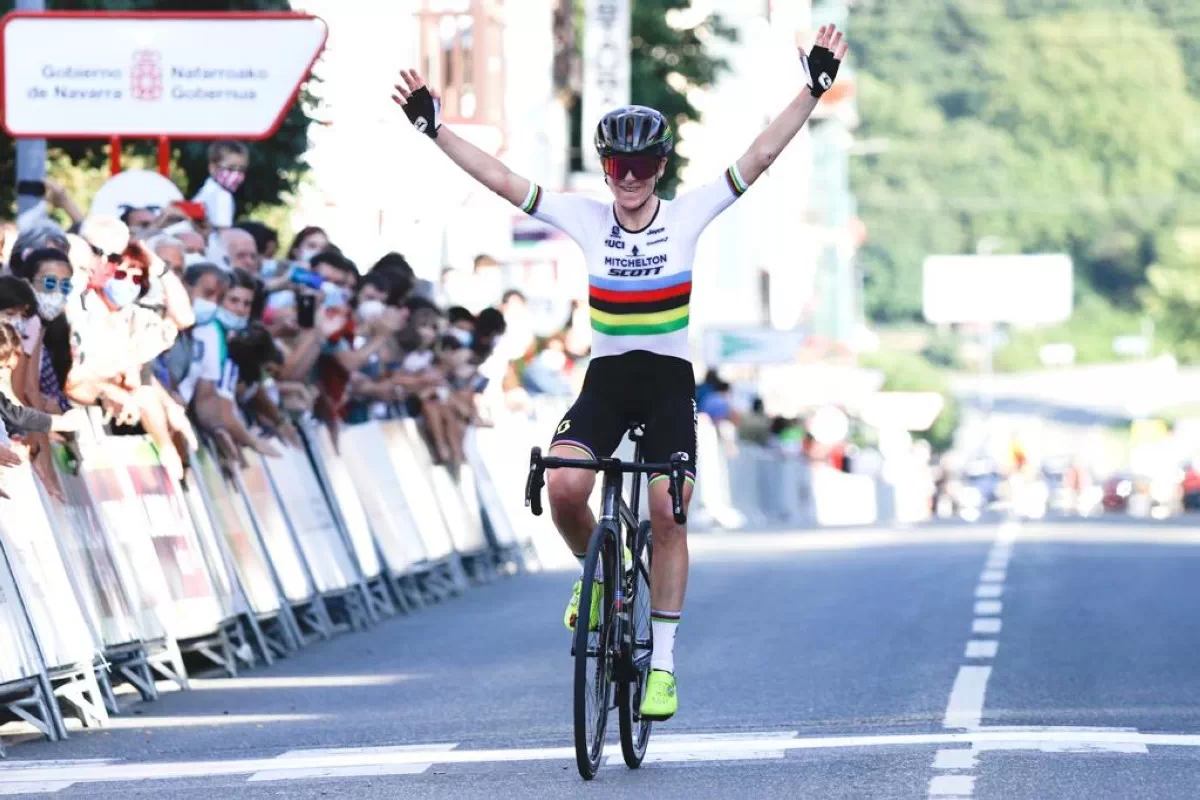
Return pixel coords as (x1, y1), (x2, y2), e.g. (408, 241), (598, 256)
(550, 350), (697, 481)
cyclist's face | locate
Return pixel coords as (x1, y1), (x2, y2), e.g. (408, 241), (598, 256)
(606, 157), (665, 211)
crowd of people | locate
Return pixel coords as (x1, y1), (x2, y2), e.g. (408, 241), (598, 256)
(0, 139), (595, 501)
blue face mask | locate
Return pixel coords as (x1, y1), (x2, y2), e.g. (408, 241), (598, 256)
(103, 277), (141, 309)
(193, 297), (219, 326)
(216, 306), (248, 332)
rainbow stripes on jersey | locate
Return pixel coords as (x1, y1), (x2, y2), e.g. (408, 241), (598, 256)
(589, 270), (691, 336)
(724, 164), (748, 197)
(520, 183), (543, 215)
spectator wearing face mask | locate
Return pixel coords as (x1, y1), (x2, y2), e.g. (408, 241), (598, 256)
(179, 265), (278, 464)
(0, 322), (89, 497)
(341, 272), (412, 424)
(10, 248), (76, 415)
(227, 322), (300, 449)
(193, 140), (248, 231)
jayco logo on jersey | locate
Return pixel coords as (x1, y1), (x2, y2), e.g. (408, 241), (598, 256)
(648, 227), (664, 236)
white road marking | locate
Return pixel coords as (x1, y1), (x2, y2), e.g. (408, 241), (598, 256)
(944, 666), (993, 730)
(189, 675), (420, 691)
(973, 600), (1002, 615)
(933, 748), (975, 769)
(972, 618), (1002, 635)
(965, 640), (999, 659)
(974, 584), (1003, 598)
(929, 774), (975, 797)
(979, 569), (1006, 583)
(0, 782), (76, 795)
(0, 729), (1195, 788)
(248, 744), (458, 782)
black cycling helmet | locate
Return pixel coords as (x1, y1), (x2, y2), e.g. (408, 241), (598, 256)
(594, 105), (674, 158)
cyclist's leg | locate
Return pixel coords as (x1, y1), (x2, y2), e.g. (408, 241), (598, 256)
(638, 364), (697, 719)
(548, 385), (626, 631)
(642, 394), (697, 672)
(546, 389), (625, 556)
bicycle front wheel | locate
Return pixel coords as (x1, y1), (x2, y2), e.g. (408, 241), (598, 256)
(574, 521), (617, 780)
(618, 518), (654, 767)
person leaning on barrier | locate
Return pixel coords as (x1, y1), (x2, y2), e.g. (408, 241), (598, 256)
(180, 264), (279, 467)
(0, 321), (89, 498)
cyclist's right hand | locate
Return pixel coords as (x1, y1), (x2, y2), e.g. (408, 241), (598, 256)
(392, 69), (442, 140)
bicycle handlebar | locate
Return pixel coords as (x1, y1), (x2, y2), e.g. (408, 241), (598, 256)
(524, 447), (689, 525)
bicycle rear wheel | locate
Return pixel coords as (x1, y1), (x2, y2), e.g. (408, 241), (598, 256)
(574, 522), (617, 780)
(618, 519), (654, 767)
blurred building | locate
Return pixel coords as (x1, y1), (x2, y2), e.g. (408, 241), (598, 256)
(291, 0), (861, 349)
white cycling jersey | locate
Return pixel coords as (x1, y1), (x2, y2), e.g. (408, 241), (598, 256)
(518, 164), (749, 363)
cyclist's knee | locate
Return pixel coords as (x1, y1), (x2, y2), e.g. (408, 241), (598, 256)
(648, 478), (693, 531)
(547, 467), (594, 511)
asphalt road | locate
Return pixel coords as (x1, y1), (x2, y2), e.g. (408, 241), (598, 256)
(4, 519), (1200, 799)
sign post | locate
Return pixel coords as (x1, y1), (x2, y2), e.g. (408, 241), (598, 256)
(922, 253), (1073, 415)
(580, 0), (630, 174)
(1, 11), (327, 176)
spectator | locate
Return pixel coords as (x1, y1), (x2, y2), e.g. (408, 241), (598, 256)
(466, 253), (505, 313)
(64, 217), (178, 427)
(522, 333), (573, 397)
(235, 221), (278, 262)
(8, 222), (70, 275)
(10, 248), (75, 415)
(120, 206), (157, 238)
(15, 179), (84, 235)
(738, 397), (771, 446)
(220, 227), (259, 273)
(193, 140), (248, 231)
(146, 234), (186, 276)
(178, 263), (278, 465)
(285, 226), (331, 265)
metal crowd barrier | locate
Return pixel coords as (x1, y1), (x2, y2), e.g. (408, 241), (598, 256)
(0, 407), (544, 754)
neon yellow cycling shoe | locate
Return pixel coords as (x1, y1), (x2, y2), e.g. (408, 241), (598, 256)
(640, 669), (677, 721)
(564, 578), (602, 631)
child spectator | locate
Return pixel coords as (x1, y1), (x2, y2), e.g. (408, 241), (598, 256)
(193, 140), (249, 231)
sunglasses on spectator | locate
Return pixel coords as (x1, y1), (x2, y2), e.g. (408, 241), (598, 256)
(90, 245), (123, 264)
(39, 276), (73, 296)
(601, 155), (660, 181)
(112, 269), (148, 287)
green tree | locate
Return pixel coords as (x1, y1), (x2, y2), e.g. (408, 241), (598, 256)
(849, 7), (1200, 324)
(0, 0), (319, 216)
(569, 0), (736, 197)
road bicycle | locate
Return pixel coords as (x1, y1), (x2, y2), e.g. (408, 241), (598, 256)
(525, 423), (689, 780)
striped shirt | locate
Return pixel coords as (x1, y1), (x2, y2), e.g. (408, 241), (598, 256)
(519, 165), (746, 362)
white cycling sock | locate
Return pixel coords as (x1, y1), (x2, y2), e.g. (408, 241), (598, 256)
(650, 610), (680, 673)
(574, 552), (603, 582)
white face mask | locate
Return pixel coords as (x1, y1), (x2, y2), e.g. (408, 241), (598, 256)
(35, 291), (67, 321)
(192, 297), (219, 326)
(0, 315), (27, 337)
(216, 306), (248, 332)
(184, 252), (207, 267)
(356, 299), (386, 323)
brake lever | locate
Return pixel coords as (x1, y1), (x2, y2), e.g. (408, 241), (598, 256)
(668, 453), (688, 525)
(525, 447), (545, 516)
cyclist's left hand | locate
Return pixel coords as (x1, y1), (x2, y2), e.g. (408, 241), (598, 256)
(800, 23), (849, 98)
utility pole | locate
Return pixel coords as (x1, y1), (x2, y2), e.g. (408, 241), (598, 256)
(14, 0), (47, 216)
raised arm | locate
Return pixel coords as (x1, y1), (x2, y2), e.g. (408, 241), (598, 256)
(392, 69), (531, 208)
(734, 24), (849, 188)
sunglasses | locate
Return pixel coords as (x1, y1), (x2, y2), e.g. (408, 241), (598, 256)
(90, 244), (123, 264)
(39, 276), (73, 296)
(113, 269), (149, 287)
(601, 155), (660, 181)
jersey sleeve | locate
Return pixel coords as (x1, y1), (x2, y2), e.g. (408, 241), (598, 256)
(517, 183), (604, 245)
(194, 323), (238, 400)
(669, 164), (750, 235)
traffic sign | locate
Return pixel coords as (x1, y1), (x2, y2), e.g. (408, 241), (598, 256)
(1, 11), (327, 139)
(703, 328), (806, 365)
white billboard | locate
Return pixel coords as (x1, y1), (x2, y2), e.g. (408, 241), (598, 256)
(580, 0), (630, 173)
(1, 12), (327, 139)
(703, 327), (806, 365)
(922, 254), (1073, 325)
